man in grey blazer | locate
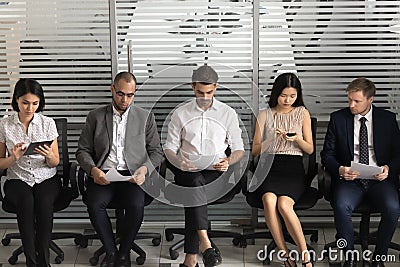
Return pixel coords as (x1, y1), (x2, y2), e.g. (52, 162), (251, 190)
(76, 72), (163, 267)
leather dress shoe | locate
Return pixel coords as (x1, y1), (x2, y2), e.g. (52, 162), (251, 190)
(179, 263), (199, 267)
(202, 247), (222, 267)
(371, 261), (385, 267)
(114, 253), (131, 267)
(343, 259), (357, 267)
(100, 252), (116, 267)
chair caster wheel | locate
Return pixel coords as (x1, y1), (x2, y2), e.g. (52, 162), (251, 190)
(55, 255), (64, 264)
(136, 256), (145, 265)
(169, 249), (179, 260)
(89, 256), (99, 266)
(165, 233), (174, 241)
(310, 234), (318, 243)
(152, 237), (161, 246)
(8, 255), (18, 265)
(2, 238), (11, 246)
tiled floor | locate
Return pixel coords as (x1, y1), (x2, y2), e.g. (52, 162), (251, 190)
(1, 224), (400, 267)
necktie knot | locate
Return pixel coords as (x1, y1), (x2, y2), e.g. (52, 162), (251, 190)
(359, 117), (367, 123)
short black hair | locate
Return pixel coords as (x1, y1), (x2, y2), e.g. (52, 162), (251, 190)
(11, 78), (45, 112)
(268, 73), (305, 108)
(113, 72), (137, 87)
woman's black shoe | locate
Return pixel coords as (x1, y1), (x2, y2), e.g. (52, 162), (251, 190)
(179, 263), (199, 267)
(202, 247), (222, 267)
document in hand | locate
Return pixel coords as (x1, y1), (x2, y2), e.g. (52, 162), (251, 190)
(105, 167), (136, 182)
(350, 161), (382, 180)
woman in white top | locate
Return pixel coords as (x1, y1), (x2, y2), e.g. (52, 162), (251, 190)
(0, 78), (60, 267)
(252, 73), (314, 267)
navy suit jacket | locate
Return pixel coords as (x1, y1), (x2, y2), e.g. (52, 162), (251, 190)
(321, 105), (400, 186)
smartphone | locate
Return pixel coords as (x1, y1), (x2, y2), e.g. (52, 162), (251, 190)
(23, 140), (53, 156)
(286, 132), (296, 137)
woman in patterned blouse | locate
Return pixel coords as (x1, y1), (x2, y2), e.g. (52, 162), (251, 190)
(0, 78), (60, 267)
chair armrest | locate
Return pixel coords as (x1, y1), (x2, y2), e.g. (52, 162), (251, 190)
(159, 158), (167, 178)
(317, 165), (332, 202)
(69, 162), (79, 199)
(0, 169), (6, 201)
(77, 167), (86, 197)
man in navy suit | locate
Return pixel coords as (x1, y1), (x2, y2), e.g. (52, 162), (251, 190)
(321, 77), (400, 267)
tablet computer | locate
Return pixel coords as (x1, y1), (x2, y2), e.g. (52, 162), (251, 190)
(188, 154), (218, 170)
(23, 140), (54, 156)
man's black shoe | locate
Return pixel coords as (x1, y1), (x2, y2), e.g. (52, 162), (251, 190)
(371, 261), (385, 267)
(115, 253), (131, 267)
(343, 259), (357, 267)
(202, 247), (222, 267)
(100, 252), (116, 267)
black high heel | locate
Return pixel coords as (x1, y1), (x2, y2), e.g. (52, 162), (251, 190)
(283, 256), (297, 267)
(301, 260), (314, 267)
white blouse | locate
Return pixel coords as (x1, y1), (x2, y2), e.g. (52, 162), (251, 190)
(0, 113), (59, 186)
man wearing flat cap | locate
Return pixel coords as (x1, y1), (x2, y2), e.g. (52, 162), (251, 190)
(164, 65), (244, 267)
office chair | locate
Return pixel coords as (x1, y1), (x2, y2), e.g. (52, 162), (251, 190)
(241, 117), (321, 265)
(318, 165), (400, 260)
(76, 167), (162, 266)
(0, 118), (81, 265)
(162, 151), (249, 260)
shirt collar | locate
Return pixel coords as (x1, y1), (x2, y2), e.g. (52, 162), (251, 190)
(191, 97), (220, 112)
(112, 105), (130, 120)
(13, 112), (39, 125)
(356, 105), (373, 122)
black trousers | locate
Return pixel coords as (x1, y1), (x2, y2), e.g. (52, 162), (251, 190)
(4, 176), (61, 267)
(168, 164), (222, 254)
(86, 173), (145, 255)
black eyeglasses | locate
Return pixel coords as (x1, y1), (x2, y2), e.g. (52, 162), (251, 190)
(113, 85), (135, 98)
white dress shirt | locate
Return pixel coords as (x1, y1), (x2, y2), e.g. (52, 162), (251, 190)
(101, 106), (130, 170)
(164, 98), (244, 170)
(353, 106), (378, 166)
(0, 113), (58, 186)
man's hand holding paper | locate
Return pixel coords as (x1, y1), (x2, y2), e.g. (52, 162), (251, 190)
(350, 161), (384, 180)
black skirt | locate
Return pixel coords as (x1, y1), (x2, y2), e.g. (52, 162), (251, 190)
(253, 154), (305, 202)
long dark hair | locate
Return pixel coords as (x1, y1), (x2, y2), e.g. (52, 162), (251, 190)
(11, 78), (45, 112)
(268, 73), (305, 108)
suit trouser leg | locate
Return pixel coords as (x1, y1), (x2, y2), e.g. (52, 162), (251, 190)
(171, 167), (221, 254)
(366, 180), (400, 257)
(332, 180), (364, 251)
(115, 182), (145, 255)
(87, 178), (117, 255)
(33, 176), (61, 266)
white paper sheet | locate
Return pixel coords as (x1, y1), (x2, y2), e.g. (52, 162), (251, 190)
(350, 161), (382, 180)
(104, 167), (135, 182)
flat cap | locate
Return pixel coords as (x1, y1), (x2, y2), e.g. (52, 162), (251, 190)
(192, 65), (218, 84)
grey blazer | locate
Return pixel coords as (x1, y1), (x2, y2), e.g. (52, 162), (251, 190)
(76, 104), (163, 176)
